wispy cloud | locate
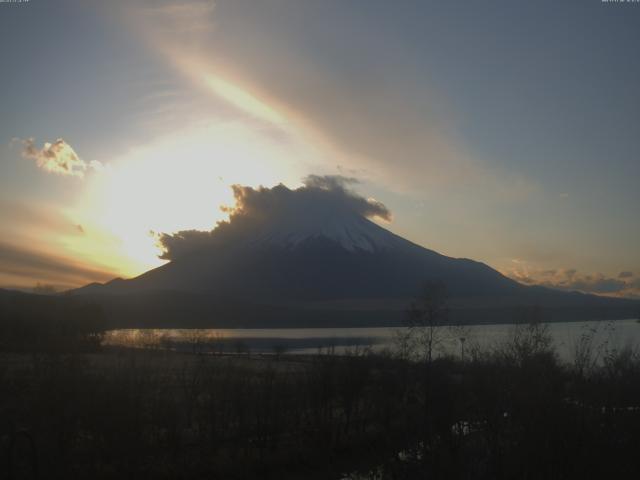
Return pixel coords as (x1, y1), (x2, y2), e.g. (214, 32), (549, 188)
(503, 259), (640, 298)
(0, 241), (115, 290)
(18, 138), (102, 177)
(0, 197), (84, 238)
(0, 198), (127, 290)
(124, 0), (536, 198)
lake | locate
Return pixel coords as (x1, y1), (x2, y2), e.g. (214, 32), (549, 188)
(104, 318), (640, 361)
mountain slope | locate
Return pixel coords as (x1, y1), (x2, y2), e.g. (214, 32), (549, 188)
(76, 213), (523, 301)
(72, 178), (639, 326)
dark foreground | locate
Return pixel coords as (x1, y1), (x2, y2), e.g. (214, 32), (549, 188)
(2, 325), (640, 480)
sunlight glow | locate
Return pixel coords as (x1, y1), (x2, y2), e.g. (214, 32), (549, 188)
(77, 122), (308, 276)
(22, 47), (330, 283)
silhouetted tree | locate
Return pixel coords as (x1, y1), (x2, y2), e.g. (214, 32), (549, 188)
(406, 281), (449, 363)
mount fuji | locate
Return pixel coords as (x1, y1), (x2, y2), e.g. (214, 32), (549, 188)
(73, 178), (639, 327)
(76, 201), (521, 300)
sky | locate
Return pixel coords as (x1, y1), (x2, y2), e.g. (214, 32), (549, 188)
(0, 0), (639, 298)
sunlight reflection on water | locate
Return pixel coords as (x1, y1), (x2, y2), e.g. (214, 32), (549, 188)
(103, 319), (640, 360)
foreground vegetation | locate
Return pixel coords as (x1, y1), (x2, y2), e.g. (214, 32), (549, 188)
(2, 285), (639, 478)
(2, 319), (640, 479)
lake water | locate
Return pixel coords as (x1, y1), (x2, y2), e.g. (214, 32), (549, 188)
(104, 318), (640, 361)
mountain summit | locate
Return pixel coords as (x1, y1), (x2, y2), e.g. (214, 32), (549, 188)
(241, 207), (402, 253)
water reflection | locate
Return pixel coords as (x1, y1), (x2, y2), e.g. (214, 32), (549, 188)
(103, 328), (381, 355)
(103, 319), (640, 360)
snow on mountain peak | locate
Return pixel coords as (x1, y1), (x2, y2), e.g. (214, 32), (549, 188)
(246, 211), (402, 252)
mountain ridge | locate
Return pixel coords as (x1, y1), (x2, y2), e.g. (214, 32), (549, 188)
(74, 219), (523, 300)
(70, 177), (639, 326)
(71, 214), (640, 328)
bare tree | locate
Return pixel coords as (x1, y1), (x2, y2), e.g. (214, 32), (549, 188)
(573, 322), (602, 378)
(392, 327), (415, 361)
(447, 322), (473, 362)
(406, 281), (449, 363)
(186, 329), (208, 355)
(498, 306), (554, 366)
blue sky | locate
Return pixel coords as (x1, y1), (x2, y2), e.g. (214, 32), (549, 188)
(0, 0), (638, 297)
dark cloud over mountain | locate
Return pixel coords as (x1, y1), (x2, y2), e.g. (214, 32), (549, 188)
(157, 175), (391, 261)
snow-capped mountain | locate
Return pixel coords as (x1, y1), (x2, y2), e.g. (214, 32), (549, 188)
(73, 178), (639, 327)
(76, 209), (522, 301)
(72, 210), (640, 328)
